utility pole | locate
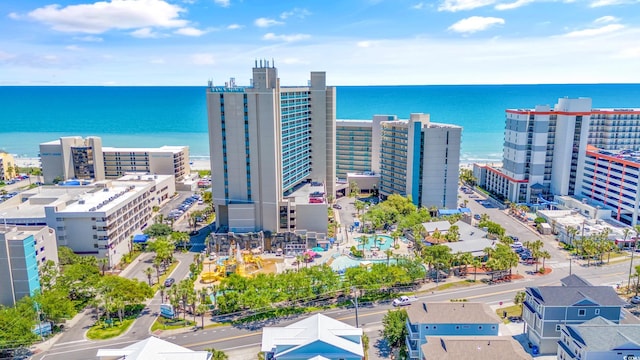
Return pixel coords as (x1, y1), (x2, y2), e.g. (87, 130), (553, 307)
(352, 286), (359, 328)
(569, 254), (572, 275)
(628, 239), (637, 293)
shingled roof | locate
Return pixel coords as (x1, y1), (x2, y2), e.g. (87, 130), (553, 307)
(564, 317), (640, 352)
(527, 286), (626, 307)
(406, 302), (501, 324)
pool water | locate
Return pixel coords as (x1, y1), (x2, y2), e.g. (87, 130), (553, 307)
(330, 255), (397, 271)
(360, 235), (394, 251)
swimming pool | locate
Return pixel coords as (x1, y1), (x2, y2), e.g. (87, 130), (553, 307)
(359, 234), (394, 251)
(330, 255), (397, 272)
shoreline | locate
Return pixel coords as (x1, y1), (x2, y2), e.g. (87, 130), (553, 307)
(13, 157), (212, 171)
(13, 156), (499, 173)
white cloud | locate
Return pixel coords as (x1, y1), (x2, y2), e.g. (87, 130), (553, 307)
(563, 23), (624, 37)
(65, 45), (82, 51)
(8, 12), (21, 20)
(27, 0), (188, 34)
(448, 16), (505, 33)
(439, 0), (496, 12)
(357, 41), (378, 48)
(214, 0), (231, 7)
(227, 24), (243, 30)
(73, 35), (103, 42)
(615, 46), (640, 58)
(495, 0), (534, 10)
(174, 27), (206, 36)
(130, 27), (162, 38)
(190, 53), (215, 65)
(412, 2), (425, 9)
(263, 33), (310, 42)
(150, 58), (165, 64)
(254, 17), (284, 28)
(280, 8), (311, 20)
(594, 15), (619, 23)
(590, 0), (640, 6)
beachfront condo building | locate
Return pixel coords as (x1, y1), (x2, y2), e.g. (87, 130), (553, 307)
(335, 120), (375, 179)
(206, 62), (335, 233)
(0, 174), (174, 268)
(379, 114), (461, 209)
(0, 225), (58, 306)
(0, 151), (17, 181)
(39, 136), (189, 184)
(336, 114), (461, 209)
(474, 97), (640, 225)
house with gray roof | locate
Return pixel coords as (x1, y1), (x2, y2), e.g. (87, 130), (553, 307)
(523, 285), (626, 355)
(558, 316), (640, 360)
(421, 220), (451, 235)
(421, 336), (531, 360)
(405, 302), (501, 360)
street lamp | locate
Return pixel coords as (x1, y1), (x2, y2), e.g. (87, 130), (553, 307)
(628, 237), (637, 293)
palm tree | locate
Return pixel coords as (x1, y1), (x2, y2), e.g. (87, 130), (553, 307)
(98, 258), (109, 276)
(384, 249), (394, 266)
(567, 226), (579, 246)
(205, 348), (229, 360)
(358, 235), (368, 253)
(144, 267), (154, 286)
(471, 258), (482, 281)
(539, 250), (551, 271)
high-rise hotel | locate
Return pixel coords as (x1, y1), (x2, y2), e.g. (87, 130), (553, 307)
(207, 62), (335, 233)
(475, 97), (640, 225)
(337, 114), (462, 209)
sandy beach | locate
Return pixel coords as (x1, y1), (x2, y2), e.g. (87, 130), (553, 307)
(14, 157), (213, 171)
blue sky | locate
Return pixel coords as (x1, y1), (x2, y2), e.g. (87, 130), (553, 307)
(1, 0), (640, 85)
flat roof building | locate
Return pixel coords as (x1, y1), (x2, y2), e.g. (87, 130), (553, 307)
(40, 136), (189, 184)
(0, 151), (16, 181)
(0, 174), (174, 267)
(475, 98), (640, 206)
(0, 225), (58, 306)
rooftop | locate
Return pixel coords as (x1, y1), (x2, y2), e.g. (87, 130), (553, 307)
(406, 302), (501, 325)
(102, 145), (187, 153)
(560, 274), (593, 287)
(528, 286), (627, 307)
(587, 146), (640, 166)
(421, 336), (531, 360)
(537, 209), (626, 239)
(564, 317), (640, 352)
(261, 314), (363, 358)
(96, 336), (210, 360)
(286, 182), (327, 205)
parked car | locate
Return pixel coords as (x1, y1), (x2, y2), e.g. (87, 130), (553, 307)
(164, 278), (175, 287)
(631, 296), (640, 304)
(393, 296), (412, 307)
(473, 214), (482, 220)
(332, 204), (342, 209)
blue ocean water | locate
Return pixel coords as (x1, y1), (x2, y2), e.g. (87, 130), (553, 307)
(2, 84), (640, 163)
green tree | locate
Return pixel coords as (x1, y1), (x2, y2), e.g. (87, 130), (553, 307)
(205, 348), (229, 360)
(0, 297), (38, 348)
(349, 181), (360, 198)
(144, 223), (173, 238)
(33, 289), (76, 324)
(382, 309), (408, 350)
(144, 267), (154, 286)
(514, 291), (526, 317)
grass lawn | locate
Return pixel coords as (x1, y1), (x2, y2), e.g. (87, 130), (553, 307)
(86, 318), (134, 340)
(151, 317), (195, 331)
(433, 280), (479, 291)
(495, 305), (522, 323)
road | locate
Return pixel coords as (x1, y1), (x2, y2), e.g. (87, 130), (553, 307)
(33, 188), (640, 359)
(34, 252), (637, 360)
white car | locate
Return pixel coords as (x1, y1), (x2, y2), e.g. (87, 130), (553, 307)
(392, 296), (412, 307)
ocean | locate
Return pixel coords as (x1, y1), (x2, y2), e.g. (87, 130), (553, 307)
(2, 84), (640, 163)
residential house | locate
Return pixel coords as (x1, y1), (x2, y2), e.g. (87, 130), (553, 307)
(523, 285), (626, 355)
(96, 336), (211, 359)
(560, 274), (592, 287)
(405, 302), (501, 360)
(557, 317), (640, 360)
(421, 336), (531, 360)
(261, 313), (364, 359)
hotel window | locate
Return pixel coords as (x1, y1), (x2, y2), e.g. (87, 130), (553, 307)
(556, 324), (561, 331)
(595, 309), (600, 315)
(578, 309), (586, 316)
